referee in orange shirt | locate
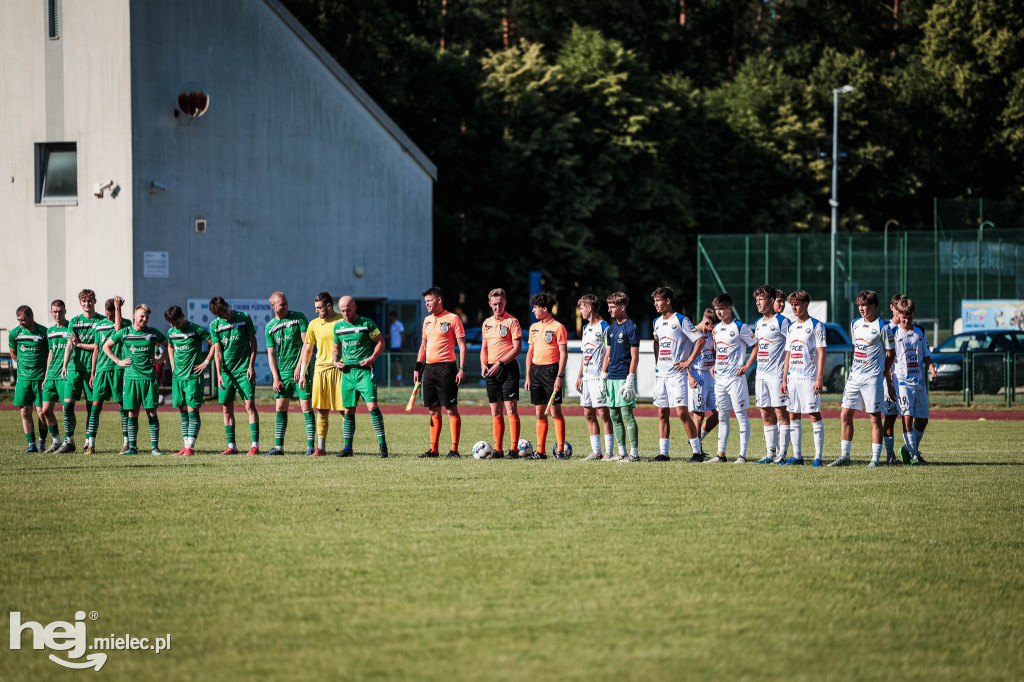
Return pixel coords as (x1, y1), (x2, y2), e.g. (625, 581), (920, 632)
(480, 288), (523, 459)
(414, 287), (467, 457)
(524, 292), (569, 459)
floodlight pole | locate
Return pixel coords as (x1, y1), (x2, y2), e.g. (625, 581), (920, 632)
(830, 84), (854, 322)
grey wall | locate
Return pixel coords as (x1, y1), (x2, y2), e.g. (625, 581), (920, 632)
(129, 0), (434, 321)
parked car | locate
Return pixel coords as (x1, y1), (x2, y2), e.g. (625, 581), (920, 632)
(822, 322), (853, 393)
(931, 330), (1024, 392)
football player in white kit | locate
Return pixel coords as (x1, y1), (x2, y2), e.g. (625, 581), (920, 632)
(741, 285), (791, 464)
(575, 294), (614, 460)
(706, 294), (756, 463)
(837, 290), (895, 467)
(651, 287), (706, 461)
(780, 291), (827, 465)
(889, 298), (937, 465)
(688, 309), (719, 460)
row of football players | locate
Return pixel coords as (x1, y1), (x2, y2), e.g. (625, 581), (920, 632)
(451, 286), (933, 466)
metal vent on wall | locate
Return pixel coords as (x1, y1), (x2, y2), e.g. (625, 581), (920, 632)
(48, 0), (60, 39)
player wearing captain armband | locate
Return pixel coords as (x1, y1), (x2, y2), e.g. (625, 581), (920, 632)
(332, 296), (388, 458)
(480, 289), (523, 459)
(576, 294), (614, 460)
(740, 285), (791, 464)
(706, 294), (756, 463)
(889, 298), (937, 465)
(780, 291), (827, 466)
(650, 287), (705, 462)
(687, 309), (719, 461)
(601, 292), (640, 462)
(837, 290), (894, 468)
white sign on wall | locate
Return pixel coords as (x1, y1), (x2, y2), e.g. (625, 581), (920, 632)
(143, 251), (169, 278)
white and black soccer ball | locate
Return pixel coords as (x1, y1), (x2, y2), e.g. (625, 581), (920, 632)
(516, 439), (534, 458)
(472, 441), (494, 460)
(561, 441), (573, 458)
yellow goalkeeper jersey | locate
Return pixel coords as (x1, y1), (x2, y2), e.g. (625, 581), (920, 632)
(304, 313), (344, 369)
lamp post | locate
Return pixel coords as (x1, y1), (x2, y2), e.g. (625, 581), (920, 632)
(977, 220), (994, 298)
(884, 219), (899, 299)
(830, 84), (854, 321)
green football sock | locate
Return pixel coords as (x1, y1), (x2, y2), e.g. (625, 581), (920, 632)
(127, 416), (138, 448)
(225, 425), (236, 447)
(120, 409), (129, 438)
(343, 414), (355, 448)
(189, 412), (201, 441)
(63, 405), (76, 439)
(47, 425), (60, 441)
(179, 411), (189, 440)
(24, 432), (35, 445)
(609, 408), (625, 446)
(622, 407), (639, 449)
(303, 412), (315, 448)
(249, 421), (259, 445)
(370, 408), (386, 446)
(86, 404), (101, 439)
(148, 415), (160, 448)
(275, 412), (287, 447)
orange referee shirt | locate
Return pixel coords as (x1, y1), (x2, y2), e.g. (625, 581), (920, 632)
(482, 313), (522, 364)
(528, 318), (567, 366)
(422, 311), (465, 364)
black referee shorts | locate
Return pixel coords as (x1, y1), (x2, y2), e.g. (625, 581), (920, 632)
(423, 362), (458, 408)
(485, 361), (520, 404)
(529, 364), (562, 406)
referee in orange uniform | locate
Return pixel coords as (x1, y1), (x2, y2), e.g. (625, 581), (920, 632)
(524, 292), (569, 459)
(480, 288), (523, 459)
(414, 287), (467, 457)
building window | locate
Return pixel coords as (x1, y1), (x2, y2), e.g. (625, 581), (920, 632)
(48, 0), (61, 39)
(36, 142), (77, 205)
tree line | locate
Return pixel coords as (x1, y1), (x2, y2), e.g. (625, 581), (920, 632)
(282, 0), (1024, 325)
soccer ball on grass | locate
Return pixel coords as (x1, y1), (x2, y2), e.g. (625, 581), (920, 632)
(472, 441), (495, 460)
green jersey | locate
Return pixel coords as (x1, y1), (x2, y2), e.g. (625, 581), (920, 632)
(9, 324), (49, 381)
(210, 311), (256, 376)
(168, 321), (213, 380)
(46, 322), (72, 380)
(265, 311), (310, 374)
(333, 315), (382, 365)
(68, 313), (104, 374)
(93, 318), (127, 374)
(109, 326), (167, 381)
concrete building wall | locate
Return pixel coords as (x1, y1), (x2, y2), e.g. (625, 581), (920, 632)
(0, 0), (134, 330)
(129, 0), (435, 322)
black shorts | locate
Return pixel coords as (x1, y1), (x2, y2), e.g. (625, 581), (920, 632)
(423, 362), (458, 408)
(485, 362), (520, 404)
(529, 364), (562, 406)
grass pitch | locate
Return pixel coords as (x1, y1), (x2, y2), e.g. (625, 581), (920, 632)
(1, 411), (1022, 681)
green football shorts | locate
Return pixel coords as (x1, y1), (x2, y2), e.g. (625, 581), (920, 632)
(92, 370), (124, 403)
(172, 376), (205, 409)
(63, 370), (95, 402)
(218, 371), (255, 404)
(342, 366), (377, 409)
(123, 378), (160, 411)
(41, 377), (65, 403)
(274, 366), (313, 400)
(14, 379), (44, 408)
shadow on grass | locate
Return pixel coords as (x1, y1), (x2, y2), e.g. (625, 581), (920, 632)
(926, 462), (1024, 467)
(6, 463), (213, 472)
